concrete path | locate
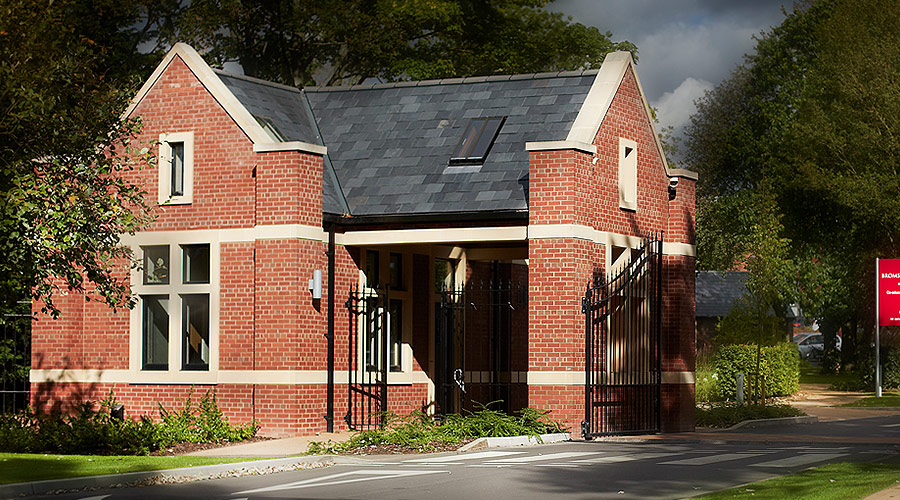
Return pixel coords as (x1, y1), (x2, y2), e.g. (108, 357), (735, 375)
(186, 431), (354, 457)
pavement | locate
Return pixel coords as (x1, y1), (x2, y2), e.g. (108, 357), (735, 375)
(3, 384), (900, 499)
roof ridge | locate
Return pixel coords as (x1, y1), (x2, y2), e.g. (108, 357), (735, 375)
(306, 69), (600, 92)
(213, 68), (303, 94)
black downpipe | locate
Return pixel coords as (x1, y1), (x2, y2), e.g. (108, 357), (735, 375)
(326, 225), (336, 432)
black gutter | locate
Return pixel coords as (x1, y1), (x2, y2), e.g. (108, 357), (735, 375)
(323, 209), (527, 228)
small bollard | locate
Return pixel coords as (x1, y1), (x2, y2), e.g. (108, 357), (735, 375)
(736, 373), (745, 406)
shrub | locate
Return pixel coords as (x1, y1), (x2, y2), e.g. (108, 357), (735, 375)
(696, 403), (804, 428)
(307, 404), (565, 455)
(699, 342), (800, 402)
(859, 346), (900, 390)
(0, 389), (257, 455)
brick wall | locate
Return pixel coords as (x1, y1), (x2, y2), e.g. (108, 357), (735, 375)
(527, 65), (696, 433)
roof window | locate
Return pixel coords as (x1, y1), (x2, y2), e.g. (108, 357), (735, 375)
(450, 117), (505, 164)
(254, 115), (286, 142)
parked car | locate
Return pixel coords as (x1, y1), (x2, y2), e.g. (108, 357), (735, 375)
(794, 333), (841, 361)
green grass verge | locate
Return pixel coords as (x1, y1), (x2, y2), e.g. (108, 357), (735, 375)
(695, 404), (804, 428)
(798, 361), (860, 387)
(0, 453), (260, 485)
(691, 461), (900, 500)
(840, 391), (900, 407)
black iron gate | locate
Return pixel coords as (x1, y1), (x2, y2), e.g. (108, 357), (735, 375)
(1, 300), (31, 414)
(436, 263), (528, 416)
(582, 237), (662, 438)
(345, 285), (389, 430)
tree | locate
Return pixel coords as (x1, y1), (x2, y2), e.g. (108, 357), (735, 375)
(171, 0), (637, 87)
(0, 0), (158, 315)
(686, 0), (900, 372)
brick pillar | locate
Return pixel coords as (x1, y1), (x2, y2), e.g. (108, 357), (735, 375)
(662, 176), (697, 432)
(252, 149), (328, 435)
(527, 147), (601, 431)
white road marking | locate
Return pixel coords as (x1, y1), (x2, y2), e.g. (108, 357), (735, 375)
(660, 453), (763, 466)
(234, 470), (447, 494)
(404, 451), (524, 463)
(882, 423), (900, 428)
(750, 453), (847, 468)
(572, 452), (680, 464)
(484, 451), (600, 464)
(76, 496), (111, 500)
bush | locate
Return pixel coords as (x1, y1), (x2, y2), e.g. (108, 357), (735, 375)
(0, 389), (257, 455)
(859, 346), (900, 390)
(696, 403), (804, 428)
(699, 343), (800, 402)
(307, 404), (565, 455)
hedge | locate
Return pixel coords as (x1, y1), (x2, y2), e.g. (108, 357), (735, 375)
(698, 343), (800, 402)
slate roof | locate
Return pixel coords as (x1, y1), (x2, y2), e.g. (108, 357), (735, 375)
(305, 73), (597, 217)
(695, 271), (749, 318)
(217, 71), (350, 215)
(217, 69), (598, 217)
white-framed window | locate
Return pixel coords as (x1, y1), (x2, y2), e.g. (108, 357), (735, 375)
(618, 137), (637, 211)
(131, 237), (219, 380)
(158, 132), (194, 205)
(360, 249), (412, 377)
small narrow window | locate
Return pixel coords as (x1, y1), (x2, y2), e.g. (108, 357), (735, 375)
(170, 142), (185, 197)
(389, 299), (402, 371)
(365, 250), (380, 288)
(158, 132), (194, 205)
(143, 246), (170, 285)
(182, 294), (210, 370)
(182, 244), (210, 284)
(142, 295), (169, 370)
(389, 253), (403, 290)
(450, 117), (505, 164)
(618, 137), (637, 210)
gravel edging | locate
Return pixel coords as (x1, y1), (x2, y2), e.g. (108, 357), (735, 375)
(0, 455), (338, 499)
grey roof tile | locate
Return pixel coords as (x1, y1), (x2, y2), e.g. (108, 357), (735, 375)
(305, 72), (594, 216)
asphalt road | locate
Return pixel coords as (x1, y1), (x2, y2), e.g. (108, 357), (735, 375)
(31, 424), (900, 500)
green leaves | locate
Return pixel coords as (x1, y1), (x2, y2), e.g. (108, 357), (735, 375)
(171, 0), (636, 87)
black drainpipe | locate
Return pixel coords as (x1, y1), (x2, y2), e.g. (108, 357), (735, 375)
(325, 223), (336, 432)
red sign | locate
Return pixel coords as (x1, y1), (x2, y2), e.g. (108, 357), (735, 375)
(879, 259), (900, 326)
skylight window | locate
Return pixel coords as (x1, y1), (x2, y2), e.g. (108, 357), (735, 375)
(450, 117), (505, 164)
(254, 115), (286, 142)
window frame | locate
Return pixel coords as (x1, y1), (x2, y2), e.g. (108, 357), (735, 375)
(450, 117), (505, 165)
(130, 236), (219, 382)
(158, 132), (195, 205)
(359, 249), (413, 380)
(618, 137), (638, 211)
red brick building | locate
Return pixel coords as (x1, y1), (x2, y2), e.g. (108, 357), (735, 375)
(30, 44), (697, 437)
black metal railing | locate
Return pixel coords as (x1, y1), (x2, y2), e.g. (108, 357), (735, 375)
(1, 300), (31, 414)
(582, 237), (662, 438)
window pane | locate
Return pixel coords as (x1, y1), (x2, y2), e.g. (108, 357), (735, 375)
(143, 246), (170, 285)
(364, 297), (380, 371)
(389, 253), (402, 290)
(389, 299), (402, 371)
(170, 142), (184, 197)
(470, 117), (504, 161)
(365, 250), (380, 288)
(182, 244), (210, 284)
(434, 259), (454, 293)
(182, 294), (209, 370)
(142, 295), (169, 370)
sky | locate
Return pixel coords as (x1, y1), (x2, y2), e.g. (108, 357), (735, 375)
(550, 0), (792, 138)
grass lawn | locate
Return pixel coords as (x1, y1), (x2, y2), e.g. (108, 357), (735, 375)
(841, 391), (900, 407)
(798, 361), (860, 387)
(0, 454), (262, 485)
(691, 462), (900, 500)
